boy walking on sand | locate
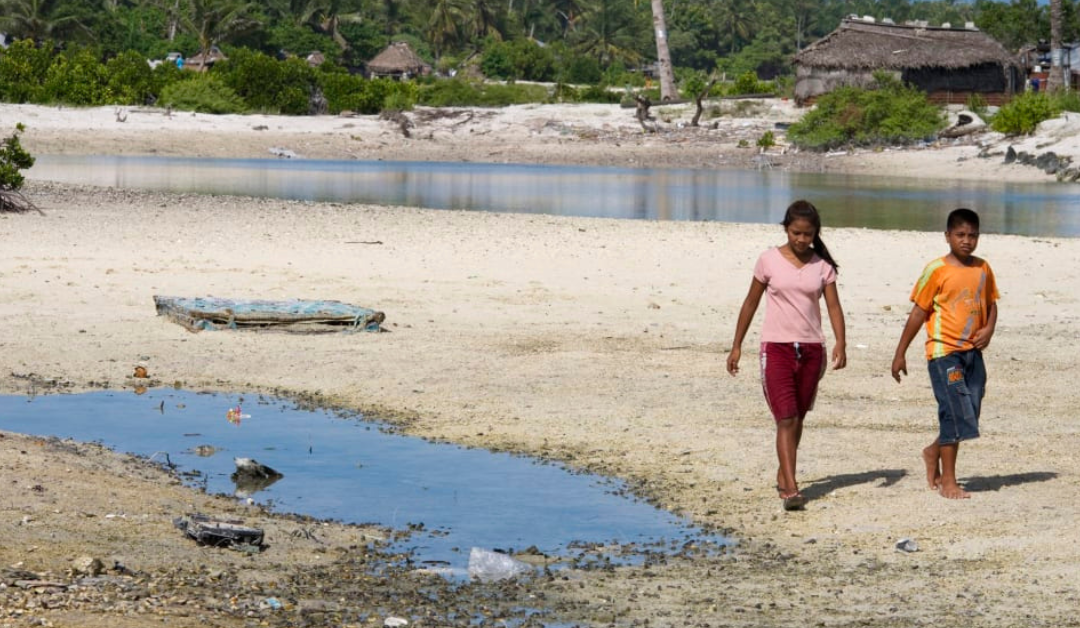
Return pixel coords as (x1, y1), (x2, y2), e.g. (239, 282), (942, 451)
(891, 208), (999, 499)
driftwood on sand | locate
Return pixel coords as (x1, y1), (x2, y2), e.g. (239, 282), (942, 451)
(633, 95), (658, 133)
(691, 75), (720, 128)
(0, 189), (43, 214)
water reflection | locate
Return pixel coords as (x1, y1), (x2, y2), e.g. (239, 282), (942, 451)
(30, 155), (1080, 236)
(0, 390), (726, 572)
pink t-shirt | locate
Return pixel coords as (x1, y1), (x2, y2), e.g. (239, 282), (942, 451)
(753, 247), (836, 343)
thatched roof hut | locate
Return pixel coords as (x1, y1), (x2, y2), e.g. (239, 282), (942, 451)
(794, 18), (1022, 106)
(366, 41), (431, 79)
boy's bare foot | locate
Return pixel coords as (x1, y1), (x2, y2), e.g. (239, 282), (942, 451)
(922, 445), (941, 489)
(939, 482), (970, 499)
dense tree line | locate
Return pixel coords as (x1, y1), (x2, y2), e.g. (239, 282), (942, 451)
(0, 0), (1072, 84)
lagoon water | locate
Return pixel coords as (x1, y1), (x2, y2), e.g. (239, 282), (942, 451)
(29, 155), (1080, 237)
(0, 390), (725, 575)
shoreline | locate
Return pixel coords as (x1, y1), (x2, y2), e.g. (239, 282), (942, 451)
(1, 103), (1079, 627)
(2, 101), (1066, 183)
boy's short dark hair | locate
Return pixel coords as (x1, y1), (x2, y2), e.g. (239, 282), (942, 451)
(947, 208), (980, 231)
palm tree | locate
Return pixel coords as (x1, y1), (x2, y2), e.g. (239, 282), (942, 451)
(308, 0), (364, 52)
(716, 0), (755, 54)
(132, 0), (177, 41)
(1045, 0), (1065, 91)
(0, 0), (87, 41)
(783, 0), (820, 51)
(177, 0), (263, 60)
(381, 0), (412, 39)
(466, 0), (503, 42)
(650, 0), (677, 101)
(426, 0), (465, 58)
(552, 0), (588, 38)
(573, 0), (643, 68)
(267, 0), (325, 26)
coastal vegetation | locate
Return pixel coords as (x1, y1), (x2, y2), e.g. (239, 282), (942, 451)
(0, 123), (38, 213)
(786, 72), (945, 150)
(991, 89), (1080, 134)
(0, 0), (1075, 139)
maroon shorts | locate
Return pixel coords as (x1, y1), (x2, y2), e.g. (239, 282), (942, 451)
(760, 342), (826, 421)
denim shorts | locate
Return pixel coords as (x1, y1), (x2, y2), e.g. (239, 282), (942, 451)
(927, 349), (986, 445)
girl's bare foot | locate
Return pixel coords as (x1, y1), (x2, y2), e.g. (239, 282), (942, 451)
(922, 445), (942, 490)
(939, 482), (970, 499)
(776, 469), (794, 497)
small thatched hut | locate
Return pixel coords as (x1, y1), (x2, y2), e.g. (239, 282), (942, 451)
(794, 18), (1022, 106)
(366, 41), (431, 79)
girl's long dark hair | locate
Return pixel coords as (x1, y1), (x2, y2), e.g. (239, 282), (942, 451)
(782, 200), (839, 273)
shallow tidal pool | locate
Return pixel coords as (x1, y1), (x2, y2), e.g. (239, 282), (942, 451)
(0, 389), (727, 576)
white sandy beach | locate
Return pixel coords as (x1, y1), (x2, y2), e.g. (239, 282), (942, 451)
(1, 101), (1080, 627)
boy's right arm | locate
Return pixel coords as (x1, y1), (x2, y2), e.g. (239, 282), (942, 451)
(891, 305), (928, 382)
(727, 278), (766, 376)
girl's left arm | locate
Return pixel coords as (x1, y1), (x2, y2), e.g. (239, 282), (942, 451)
(823, 281), (847, 370)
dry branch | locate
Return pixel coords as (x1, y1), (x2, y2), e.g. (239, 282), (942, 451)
(0, 189), (43, 215)
(633, 95), (658, 133)
(691, 75), (719, 127)
(381, 110), (414, 138)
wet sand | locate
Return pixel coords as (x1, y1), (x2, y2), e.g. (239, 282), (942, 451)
(1, 102), (1079, 627)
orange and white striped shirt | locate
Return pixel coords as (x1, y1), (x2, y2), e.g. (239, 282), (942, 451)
(910, 256), (999, 360)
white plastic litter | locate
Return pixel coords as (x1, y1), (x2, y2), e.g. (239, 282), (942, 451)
(467, 547), (534, 582)
(895, 538), (919, 553)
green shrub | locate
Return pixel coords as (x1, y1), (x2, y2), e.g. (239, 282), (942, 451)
(216, 50), (316, 115)
(550, 83), (580, 103)
(560, 55), (602, 85)
(965, 92), (988, 118)
(773, 75), (795, 100)
(317, 73), (415, 114)
(681, 71), (708, 101)
(726, 71), (775, 96)
(757, 130), (776, 148)
(787, 72), (945, 151)
(106, 50), (157, 105)
(346, 77), (392, 114)
(1053, 89), (1080, 114)
(991, 92), (1058, 135)
(382, 81), (418, 111)
(732, 71), (761, 95)
(509, 39), (556, 82)
(265, 23), (337, 62)
(159, 74), (246, 114)
(601, 63), (645, 88)
(317, 71), (365, 113)
(417, 78), (547, 107)
(581, 85), (622, 104)
(480, 42), (515, 80)
(0, 39), (53, 103)
(0, 123), (35, 192)
(149, 62), (186, 103)
(43, 48), (111, 106)
(480, 39), (557, 82)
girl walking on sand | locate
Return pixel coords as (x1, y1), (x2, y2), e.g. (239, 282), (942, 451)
(726, 200), (847, 511)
